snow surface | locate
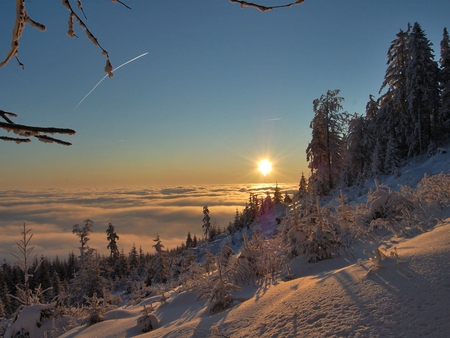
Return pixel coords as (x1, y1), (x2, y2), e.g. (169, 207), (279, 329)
(56, 221), (450, 338)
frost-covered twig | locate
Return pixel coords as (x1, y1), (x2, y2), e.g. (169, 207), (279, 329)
(61, 0), (113, 77)
(1, 0), (46, 68)
(0, 112), (76, 145)
(230, 0), (305, 12)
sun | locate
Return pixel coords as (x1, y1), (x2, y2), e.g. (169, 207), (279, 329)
(258, 159), (272, 177)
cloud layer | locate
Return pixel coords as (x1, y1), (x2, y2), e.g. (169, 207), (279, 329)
(0, 183), (297, 261)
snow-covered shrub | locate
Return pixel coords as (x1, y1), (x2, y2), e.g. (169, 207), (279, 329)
(188, 257), (242, 314)
(281, 197), (342, 263)
(83, 293), (107, 326)
(365, 179), (413, 236)
(3, 303), (57, 338)
(230, 231), (285, 284)
(363, 246), (400, 274)
(136, 304), (159, 333)
(206, 261), (242, 315)
(219, 242), (234, 267)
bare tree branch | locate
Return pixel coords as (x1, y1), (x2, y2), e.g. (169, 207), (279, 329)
(35, 135), (73, 146)
(0, 136), (31, 144)
(111, 0), (132, 10)
(230, 0), (305, 12)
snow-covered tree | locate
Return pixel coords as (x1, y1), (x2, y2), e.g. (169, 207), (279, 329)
(202, 206), (211, 239)
(306, 89), (345, 195)
(72, 219), (94, 265)
(149, 234), (168, 284)
(378, 25), (411, 160)
(10, 224), (52, 308)
(71, 220), (109, 305)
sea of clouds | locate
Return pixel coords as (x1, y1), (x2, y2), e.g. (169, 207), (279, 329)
(0, 183), (297, 261)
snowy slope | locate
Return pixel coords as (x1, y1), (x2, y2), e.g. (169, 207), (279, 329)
(58, 220), (450, 338)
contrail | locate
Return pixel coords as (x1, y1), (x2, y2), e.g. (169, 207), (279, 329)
(75, 52), (149, 109)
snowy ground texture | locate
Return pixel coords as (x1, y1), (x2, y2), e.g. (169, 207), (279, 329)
(56, 222), (450, 338)
(57, 150), (450, 338)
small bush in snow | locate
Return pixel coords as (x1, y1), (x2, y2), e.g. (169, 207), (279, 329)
(83, 293), (106, 326)
(3, 303), (57, 338)
(136, 304), (159, 333)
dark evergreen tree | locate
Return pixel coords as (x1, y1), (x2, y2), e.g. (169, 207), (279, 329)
(406, 22), (440, 156)
(128, 243), (139, 271)
(378, 25), (411, 159)
(0, 297), (5, 318)
(298, 172), (308, 198)
(51, 270), (62, 301)
(283, 192), (292, 204)
(273, 182), (283, 205)
(185, 232), (193, 249)
(439, 27), (450, 139)
(106, 223), (120, 265)
(116, 249), (130, 278)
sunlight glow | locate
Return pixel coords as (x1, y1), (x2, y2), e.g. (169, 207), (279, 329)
(258, 159), (272, 177)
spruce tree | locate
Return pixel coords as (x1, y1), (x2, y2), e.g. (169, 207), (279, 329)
(186, 232), (193, 249)
(298, 171), (308, 198)
(128, 243), (139, 271)
(273, 182), (283, 205)
(202, 206), (211, 240)
(106, 223), (120, 265)
(72, 219), (94, 265)
(406, 22), (440, 156)
(439, 27), (450, 139)
(378, 25), (411, 159)
(306, 89), (345, 195)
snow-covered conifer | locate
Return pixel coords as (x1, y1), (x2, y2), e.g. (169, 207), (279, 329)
(306, 89), (345, 195)
(202, 206), (211, 239)
(406, 22), (440, 156)
(378, 25), (411, 159)
(149, 234), (168, 284)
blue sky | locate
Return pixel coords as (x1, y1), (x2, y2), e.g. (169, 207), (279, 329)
(1, 0), (450, 188)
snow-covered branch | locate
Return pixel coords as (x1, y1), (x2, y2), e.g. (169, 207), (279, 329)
(230, 0), (305, 12)
(62, 0), (113, 77)
(1, 111), (76, 145)
(0, 0), (46, 68)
